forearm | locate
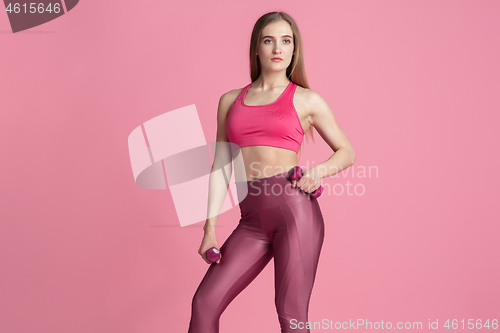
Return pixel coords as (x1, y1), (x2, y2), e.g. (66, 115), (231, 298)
(312, 147), (356, 179)
(204, 161), (232, 235)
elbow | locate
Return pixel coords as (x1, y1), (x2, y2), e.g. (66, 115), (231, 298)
(350, 149), (356, 166)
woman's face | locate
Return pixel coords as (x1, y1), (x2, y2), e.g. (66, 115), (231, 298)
(257, 20), (295, 74)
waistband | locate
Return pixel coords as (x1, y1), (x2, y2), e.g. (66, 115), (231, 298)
(234, 167), (303, 214)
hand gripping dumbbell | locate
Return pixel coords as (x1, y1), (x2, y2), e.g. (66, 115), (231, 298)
(286, 166), (324, 198)
(206, 247), (221, 263)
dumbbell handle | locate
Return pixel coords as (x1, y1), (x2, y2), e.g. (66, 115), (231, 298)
(287, 166), (324, 198)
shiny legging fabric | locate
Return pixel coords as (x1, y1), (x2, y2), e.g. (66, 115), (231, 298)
(188, 168), (325, 333)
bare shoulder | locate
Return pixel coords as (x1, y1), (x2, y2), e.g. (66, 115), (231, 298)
(294, 85), (329, 114)
(293, 85), (332, 128)
(218, 87), (242, 114)
(215, 87), (243, 142)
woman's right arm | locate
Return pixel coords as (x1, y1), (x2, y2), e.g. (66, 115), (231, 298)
(198, 91), (237, 264)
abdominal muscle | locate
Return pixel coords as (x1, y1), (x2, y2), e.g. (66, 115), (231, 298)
(233, 145), (299, 181)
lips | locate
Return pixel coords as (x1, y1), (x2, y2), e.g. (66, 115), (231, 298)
(272, 58), (283, 61)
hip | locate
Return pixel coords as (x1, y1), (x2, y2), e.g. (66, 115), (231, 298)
(235, 167), (322, 217)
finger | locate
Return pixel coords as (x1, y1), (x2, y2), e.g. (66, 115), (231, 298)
(297, 180), (307, 191)
(307, 183), (317, 193)
(309, 184), (319, 193)
(304, 182), (315, 193)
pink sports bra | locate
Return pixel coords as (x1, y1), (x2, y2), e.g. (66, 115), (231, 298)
(226, 81), (305, 154)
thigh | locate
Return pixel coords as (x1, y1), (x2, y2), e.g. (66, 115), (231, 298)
(268, 198), (325, 284)
(275, 192), (325, 277)
(192, 222), (273, 310)
(269, 198), (325, 329)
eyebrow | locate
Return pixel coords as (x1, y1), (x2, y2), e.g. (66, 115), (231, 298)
(262, 35), (293, 39)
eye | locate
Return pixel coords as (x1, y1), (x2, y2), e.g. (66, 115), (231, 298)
(284, 39), (291, 44)
(264, 39), (272, 44)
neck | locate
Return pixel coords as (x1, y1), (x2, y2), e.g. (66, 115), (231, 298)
(253, 73), (290, 89)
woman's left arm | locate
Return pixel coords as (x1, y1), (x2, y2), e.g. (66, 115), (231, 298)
(293, 90), (356, 193)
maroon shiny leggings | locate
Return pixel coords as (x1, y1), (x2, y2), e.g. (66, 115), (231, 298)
(188, 168), (325, 333)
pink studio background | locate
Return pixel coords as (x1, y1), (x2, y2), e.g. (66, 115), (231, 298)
(1, 1), (499, 332)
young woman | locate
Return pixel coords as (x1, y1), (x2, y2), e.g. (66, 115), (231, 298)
(188, 11), (356, 333)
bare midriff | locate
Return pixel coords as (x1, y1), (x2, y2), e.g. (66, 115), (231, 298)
(233, 145), (299, 181)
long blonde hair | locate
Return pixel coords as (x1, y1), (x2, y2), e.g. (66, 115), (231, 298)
(248, 11), (316, 157)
